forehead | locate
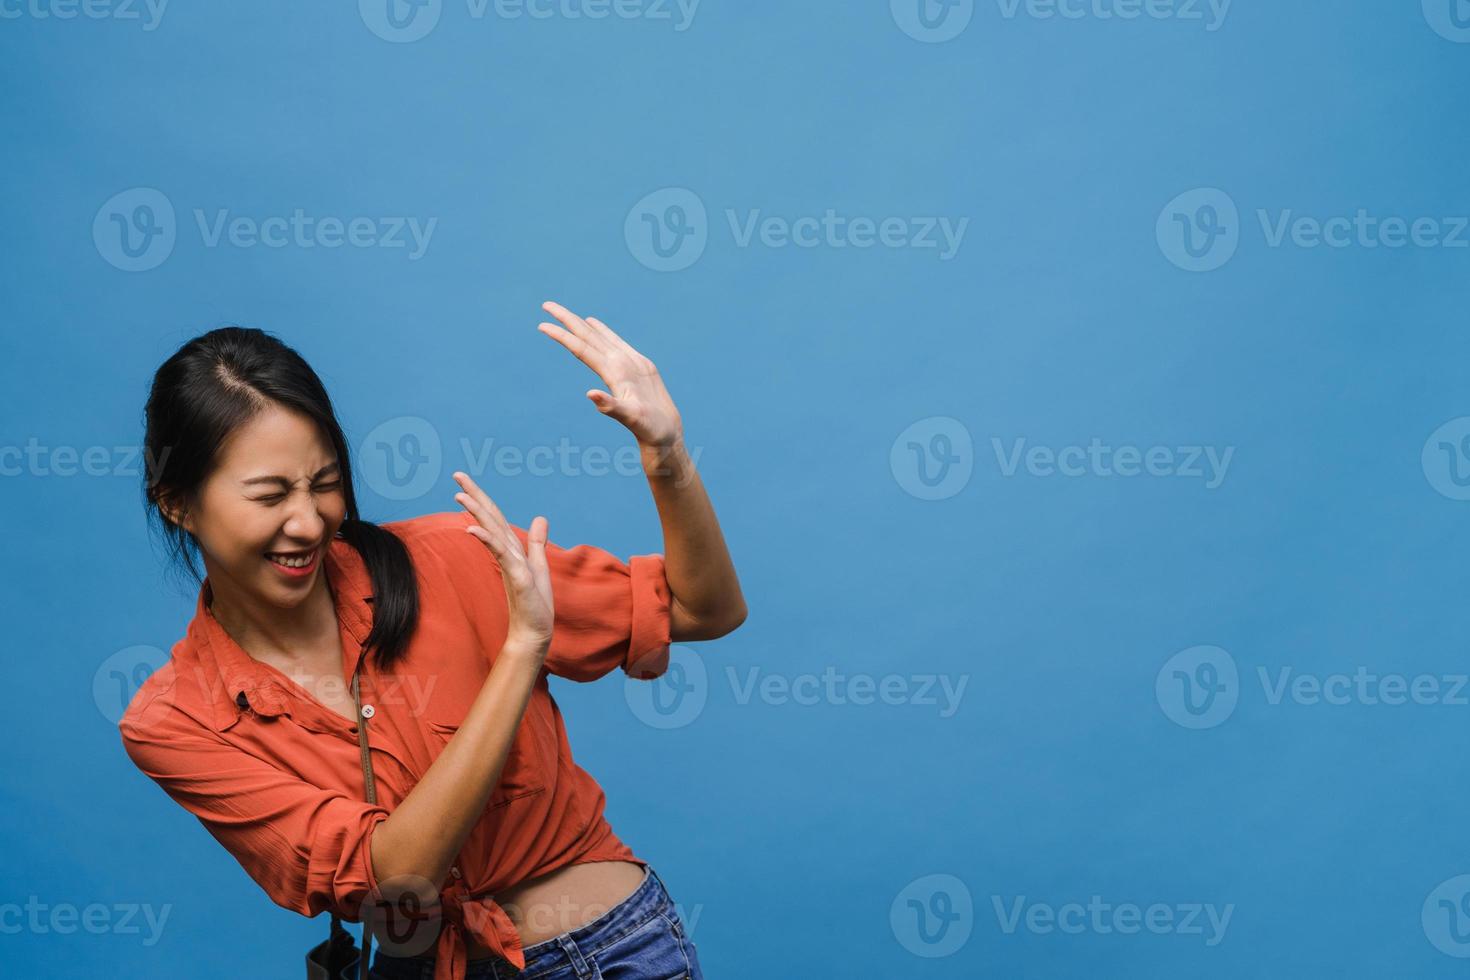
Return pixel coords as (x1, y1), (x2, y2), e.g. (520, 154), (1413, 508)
(214, 405), (336, 476)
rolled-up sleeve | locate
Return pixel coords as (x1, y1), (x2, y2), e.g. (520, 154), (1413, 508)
(434, 511), (672, 682)
(119, 704), (391, 922)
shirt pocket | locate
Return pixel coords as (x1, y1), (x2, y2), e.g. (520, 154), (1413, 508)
(424, 692), (551, 808)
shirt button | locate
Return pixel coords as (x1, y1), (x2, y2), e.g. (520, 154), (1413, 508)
(450, 866), (462, 879)
(361, 704), (375, 719)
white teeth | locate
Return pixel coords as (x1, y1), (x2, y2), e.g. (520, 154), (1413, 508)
(268, 552), (314, 568)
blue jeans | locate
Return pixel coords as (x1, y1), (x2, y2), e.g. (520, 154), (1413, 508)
(367, 864), (705, 979)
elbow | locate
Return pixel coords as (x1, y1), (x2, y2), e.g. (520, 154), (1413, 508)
(697, 602), (749, 641)
(668, 596), (747, 642)
(719, 601), (748, 637)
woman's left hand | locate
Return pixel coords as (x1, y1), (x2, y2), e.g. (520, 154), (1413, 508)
(536, 301), (683, 449)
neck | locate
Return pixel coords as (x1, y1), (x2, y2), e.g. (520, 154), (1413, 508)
(206, 569), (338, 664)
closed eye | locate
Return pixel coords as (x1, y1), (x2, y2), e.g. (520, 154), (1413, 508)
(253, 480), (343, 504)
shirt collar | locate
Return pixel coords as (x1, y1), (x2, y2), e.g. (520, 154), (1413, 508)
(187, 533), (377, 733)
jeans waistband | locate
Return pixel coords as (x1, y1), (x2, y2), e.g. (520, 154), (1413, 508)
(370, 863), (674, 980)
(503, 862), (672, 978)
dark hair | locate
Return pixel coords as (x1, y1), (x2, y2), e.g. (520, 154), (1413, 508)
(142, 326), (420, 671)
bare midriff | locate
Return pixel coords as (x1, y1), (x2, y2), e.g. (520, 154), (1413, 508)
(464, 859), (648, 961)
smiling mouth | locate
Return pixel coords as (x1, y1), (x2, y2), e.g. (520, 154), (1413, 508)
(266, 546), (322, 570)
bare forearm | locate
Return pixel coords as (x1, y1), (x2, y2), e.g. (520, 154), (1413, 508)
(641, 438), (746, 639)
(368, 645), (542, 897)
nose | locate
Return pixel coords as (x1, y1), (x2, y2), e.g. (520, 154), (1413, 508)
(281, 492), (327, 545)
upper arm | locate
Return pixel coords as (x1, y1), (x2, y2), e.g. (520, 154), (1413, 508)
(119, 708), (391, 922)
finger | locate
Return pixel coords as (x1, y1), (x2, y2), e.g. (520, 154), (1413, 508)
(454, 492), (525, 565)
(586, 389), (620, 416)
(541, 301), (612, 356)
(453, 471), (511, 532)
(536, 320), (606, 376)
(523, 515), (553, 592)
(583, 316), (640, 359)
(464, 522), (513, 564)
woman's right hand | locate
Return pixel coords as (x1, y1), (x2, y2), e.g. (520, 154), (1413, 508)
(452, 471), (555, 658)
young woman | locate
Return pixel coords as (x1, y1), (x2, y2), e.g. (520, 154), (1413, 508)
(119, 301), (745, 980)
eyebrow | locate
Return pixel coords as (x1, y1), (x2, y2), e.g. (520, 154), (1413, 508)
(241, 462), (341, 489)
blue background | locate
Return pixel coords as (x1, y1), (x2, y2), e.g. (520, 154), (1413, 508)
(3, 1), (1469, 976)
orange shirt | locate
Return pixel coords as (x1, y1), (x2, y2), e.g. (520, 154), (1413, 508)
(118, 510), (672, 980)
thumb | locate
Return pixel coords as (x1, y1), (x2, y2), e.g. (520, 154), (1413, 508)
(586, 389), (618, 415)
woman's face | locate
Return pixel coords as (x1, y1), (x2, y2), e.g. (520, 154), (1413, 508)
(170, 403), (347, 612)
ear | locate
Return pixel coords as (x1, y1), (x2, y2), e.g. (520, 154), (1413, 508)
(157, 494), (194, 535)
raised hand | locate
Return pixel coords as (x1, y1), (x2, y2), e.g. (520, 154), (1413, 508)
(536, 301), (684, 450)
(452, 471), (554, 654)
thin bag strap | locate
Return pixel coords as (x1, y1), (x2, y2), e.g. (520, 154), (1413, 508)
(351, 661), (376, 978)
